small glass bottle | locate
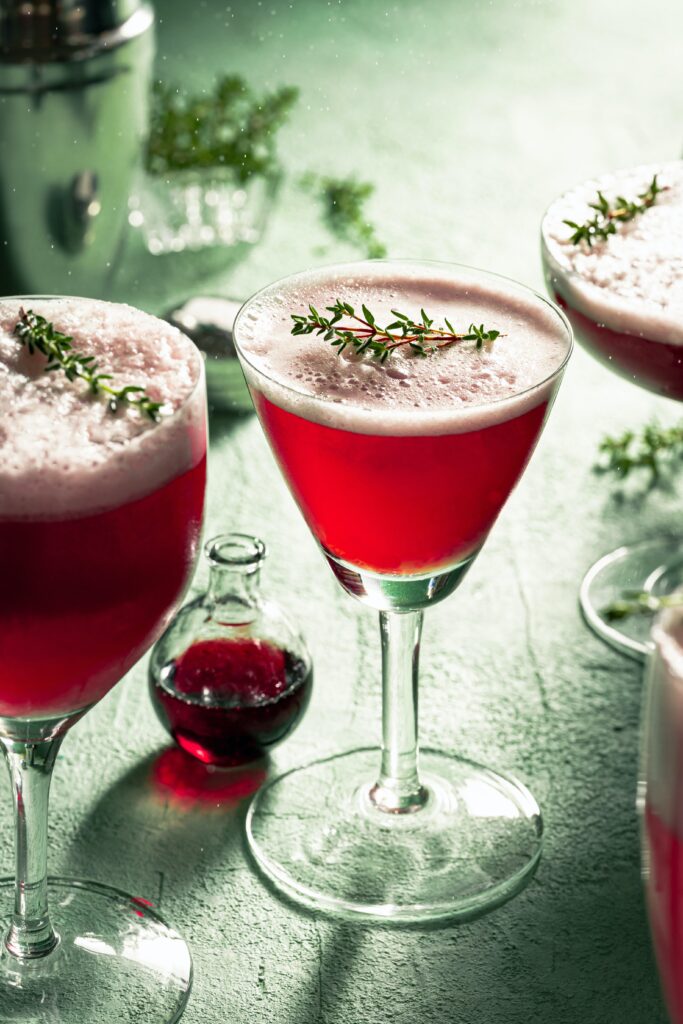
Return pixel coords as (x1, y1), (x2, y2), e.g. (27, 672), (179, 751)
(149, 534), (312, 766)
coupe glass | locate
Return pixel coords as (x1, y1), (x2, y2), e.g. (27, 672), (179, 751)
(234, 260), (572, 923)
(641, 601), (683, 1024)
(0, 298), (207, 1023)
(541, 162), (683, 661)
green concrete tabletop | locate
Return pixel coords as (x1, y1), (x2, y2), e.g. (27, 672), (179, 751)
(4, 0), (683, 1020)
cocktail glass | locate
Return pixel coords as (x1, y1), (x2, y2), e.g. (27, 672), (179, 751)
(233, 260), (572, 923)
(641, 601), (683, 1023)
(0, 298), (207, 1022)
(541, 161), (683, 661)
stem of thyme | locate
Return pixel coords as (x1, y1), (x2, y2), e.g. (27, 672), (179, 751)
(603, 589), (683, 623)
(145, 75), (299, 184)
(303, 174), (387, 259)
(15, 310), (164, 422)
(596, 421), (683, 480)
(291, 300), (502, 362)
(564, 173), (666, 247)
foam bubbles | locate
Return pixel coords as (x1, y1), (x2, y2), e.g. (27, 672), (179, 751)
(0, 298), (205, 519)
(542, 160), (683, 345)
(235, 263), (570, 436)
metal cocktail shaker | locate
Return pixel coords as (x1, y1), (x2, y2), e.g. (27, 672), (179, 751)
(0, 0), (154, 296)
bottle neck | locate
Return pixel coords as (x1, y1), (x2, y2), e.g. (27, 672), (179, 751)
(207, 564), (261, 620)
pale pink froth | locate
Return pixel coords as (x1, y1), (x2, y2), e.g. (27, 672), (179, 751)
(542, 160), (683, 345)
(0, 298), (205, 519)
(235, 263), (570, 436)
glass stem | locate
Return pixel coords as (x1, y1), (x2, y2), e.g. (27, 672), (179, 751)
(1, 736), (62, 959)
(370, 610), (428, 813)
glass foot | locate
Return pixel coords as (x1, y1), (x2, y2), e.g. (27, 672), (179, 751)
(246, 747), (543, 924)
(579, 537), (683, 662)
(0, 878), (192, 1023)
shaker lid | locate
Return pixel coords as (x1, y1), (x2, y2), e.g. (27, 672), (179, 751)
(0, 0), (153, 62)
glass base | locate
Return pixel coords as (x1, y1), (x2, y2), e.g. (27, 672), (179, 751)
(246, 747), (543, 924)
(579, 537), (683, 661)
(0, 878), (192, 1023)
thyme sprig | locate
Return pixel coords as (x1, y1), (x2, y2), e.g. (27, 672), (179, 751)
(596, 422), (683, 480)
(145, 75), (298, 184)
(604, 589), (683, 623)
(291, 301), (502, 362)
(15, 310), (164, 421)
(563, 173), (665, 247)
(303, 174), (387, 258)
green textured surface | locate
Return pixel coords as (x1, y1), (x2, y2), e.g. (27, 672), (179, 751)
(4, 0), (683, 1020)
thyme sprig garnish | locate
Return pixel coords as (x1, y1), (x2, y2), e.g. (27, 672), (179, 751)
(15, 310), (164, 421)
(564, 173), (666, 247)
(604, 589), (683, 623)
(596, 422), (683, 480)
(291, 301), (502, 362)
(303, 174), (387, 259)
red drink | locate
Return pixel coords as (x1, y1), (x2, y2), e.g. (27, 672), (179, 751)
(542, 161), (683, 400)
(0, 297), (207, 720)
(151, 637), (313, 766)
(0, 462), (205, 718)
(236, 263), (570, 576)
(643, 609), (683, 1023)
(254, 393), (549, 574)
(644, 805), (683, 1024)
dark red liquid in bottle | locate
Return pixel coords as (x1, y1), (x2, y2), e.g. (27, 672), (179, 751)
(151, 637), (313, 766)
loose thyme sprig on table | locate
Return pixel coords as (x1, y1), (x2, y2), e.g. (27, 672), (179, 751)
(596, 422), (683, 480)
(564, 173), (666, 247)
(15, 310), (164, 422)
(303, 174), (387, 259)
(291, 301), (502, 363)
(604, 589), (683, 623)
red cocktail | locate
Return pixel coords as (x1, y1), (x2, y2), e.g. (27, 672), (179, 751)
(541, 161), (683, 659)
(643, 606), (683, 1024)
(542, 161), (683, 401)
(254, 391), (549, 575)
(0, 461), (205, 718)
(235, 260), (572, 922)
(0, 296), (206, 1023)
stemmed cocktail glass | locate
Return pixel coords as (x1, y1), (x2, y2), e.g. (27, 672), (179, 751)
(234, 260), (572, 922)
(0, 297), (207, 1022)
(541, 161), (683, 661)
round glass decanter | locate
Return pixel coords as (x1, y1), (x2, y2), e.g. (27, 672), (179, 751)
(149, 534), (313, 766)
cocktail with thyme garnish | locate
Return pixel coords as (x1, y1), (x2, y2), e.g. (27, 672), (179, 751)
(541, 160), (683, 659)
(234, 260), (572, 923)
(0, 298), (206, 1023)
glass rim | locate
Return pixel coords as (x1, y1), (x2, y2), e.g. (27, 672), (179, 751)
(232, 258), (574, 417)
(1, 293), (206, 423)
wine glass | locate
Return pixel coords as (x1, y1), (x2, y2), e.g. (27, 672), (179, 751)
(233, 260), (572, 923)
(0, 297), (207, 1022)
(641, 600), (683, 1024)
(541, 160), (683, 660)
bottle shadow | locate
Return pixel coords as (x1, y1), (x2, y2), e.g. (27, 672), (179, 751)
(65, 746), (268, 901)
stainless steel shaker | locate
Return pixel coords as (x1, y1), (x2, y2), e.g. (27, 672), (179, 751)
(0, 0), (154, 296)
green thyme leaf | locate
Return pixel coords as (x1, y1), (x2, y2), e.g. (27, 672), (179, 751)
(145, 75), (298, 185)
(15, 310), (164, 422)
(565, 174), (666, 247)
(290, 300), (504, 362)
